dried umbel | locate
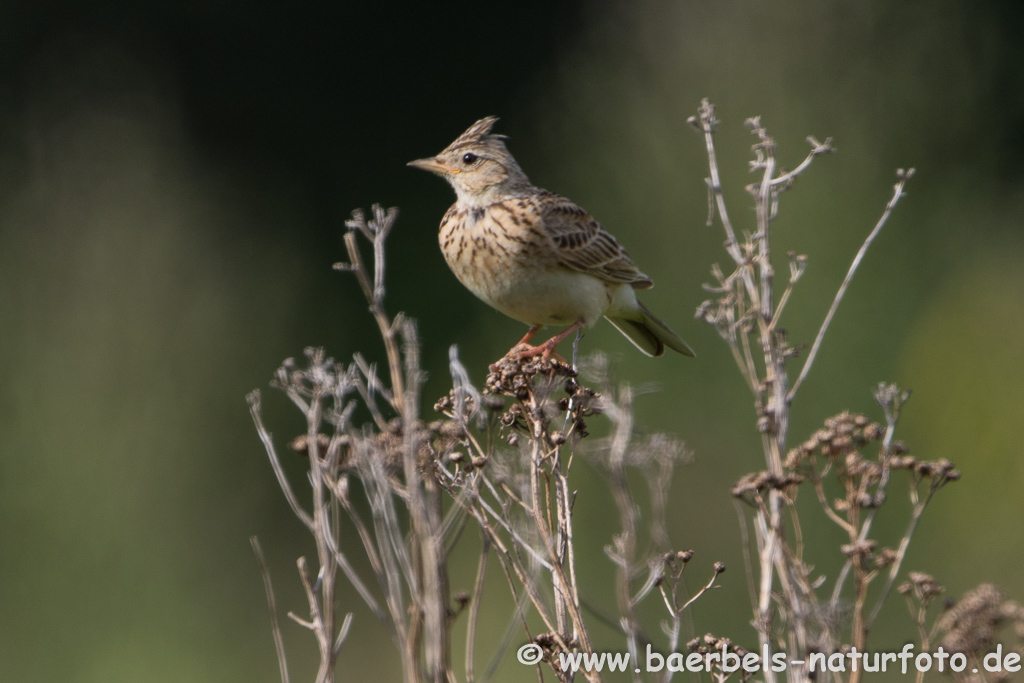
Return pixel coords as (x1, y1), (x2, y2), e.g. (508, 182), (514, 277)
(785, 411), (885, 464)
(938, 584), (1024, 660)
(732, 403), (961, 657)
(685, 634), (757, 683)
(484, 353), (601, 444)
(899, 571), (944, 602)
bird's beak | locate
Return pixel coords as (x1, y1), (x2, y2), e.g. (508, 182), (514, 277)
(407, 157), (458, 175)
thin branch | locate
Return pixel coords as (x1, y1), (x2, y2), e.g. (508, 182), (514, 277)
(768, 136), (835, 188)
(865, 482), (941, 627)
(690, 99), (743, 264)
(465, 536), (490, 683)
(771, 253), (808, 330)
(296, 556), (329, 654)
(339, 210), (406, 414)
(677, 565), (724, 614)
(251, 536), (291, 683)
(247, 391), (314, 530)
(788, 169), (915, 400)
(333, 613), (355, 656)
(331, 547), (385, 623)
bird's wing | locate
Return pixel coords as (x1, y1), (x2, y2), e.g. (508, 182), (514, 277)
(538, 192), (653, 289)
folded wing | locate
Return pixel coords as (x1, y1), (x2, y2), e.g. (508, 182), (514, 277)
(539, 192), (654, 290)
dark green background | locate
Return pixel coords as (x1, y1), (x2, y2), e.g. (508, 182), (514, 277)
(1, 1), (1022, 680)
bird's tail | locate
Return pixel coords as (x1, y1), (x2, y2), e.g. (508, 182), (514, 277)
(605, 301), (696, 358)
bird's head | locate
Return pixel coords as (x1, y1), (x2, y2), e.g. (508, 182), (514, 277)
(408, 116), (532, 206)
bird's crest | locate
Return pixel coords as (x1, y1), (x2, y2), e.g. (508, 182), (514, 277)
(447, 116), (505, 150)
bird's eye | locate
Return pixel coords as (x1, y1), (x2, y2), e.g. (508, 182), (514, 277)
(462, 153), (478, 165)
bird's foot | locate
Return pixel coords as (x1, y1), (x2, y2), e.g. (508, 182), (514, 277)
(511, 341), (568, 364)
(488, 343), (566, 371)
(488, 321), (583, 371)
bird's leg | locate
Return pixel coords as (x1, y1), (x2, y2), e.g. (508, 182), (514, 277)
(491, 325), (544, 371)
(516, 319), (585, 361)
(502, 325), (543, 357)
(513, 325), (542, 349)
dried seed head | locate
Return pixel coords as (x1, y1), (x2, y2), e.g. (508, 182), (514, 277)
(864, 422), (885, 440)
(876, 547), (899, 568)
(289, 432), (332, 458)
(906, 572), (944, 599)
(938, 584), (1022, 657)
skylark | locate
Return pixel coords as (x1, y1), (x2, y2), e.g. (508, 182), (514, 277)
(408, 116), (694, 359)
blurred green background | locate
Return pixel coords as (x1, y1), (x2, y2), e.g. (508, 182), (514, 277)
(1, 0), (1022, 680)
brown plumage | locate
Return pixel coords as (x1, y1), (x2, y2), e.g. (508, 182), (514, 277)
(408, 116), (694, 359)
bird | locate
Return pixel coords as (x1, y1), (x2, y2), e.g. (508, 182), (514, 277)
(407, 116), (694, 360)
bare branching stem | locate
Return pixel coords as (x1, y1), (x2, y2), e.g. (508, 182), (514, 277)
(695, 100), (937, 683)
(340, 206), (406, 414)
(693, 99), (742, 263)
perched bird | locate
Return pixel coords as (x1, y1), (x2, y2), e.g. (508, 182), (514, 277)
(408, 116), (694, 359)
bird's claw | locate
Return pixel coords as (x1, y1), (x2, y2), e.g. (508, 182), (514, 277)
(510, 342), (568, 364)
